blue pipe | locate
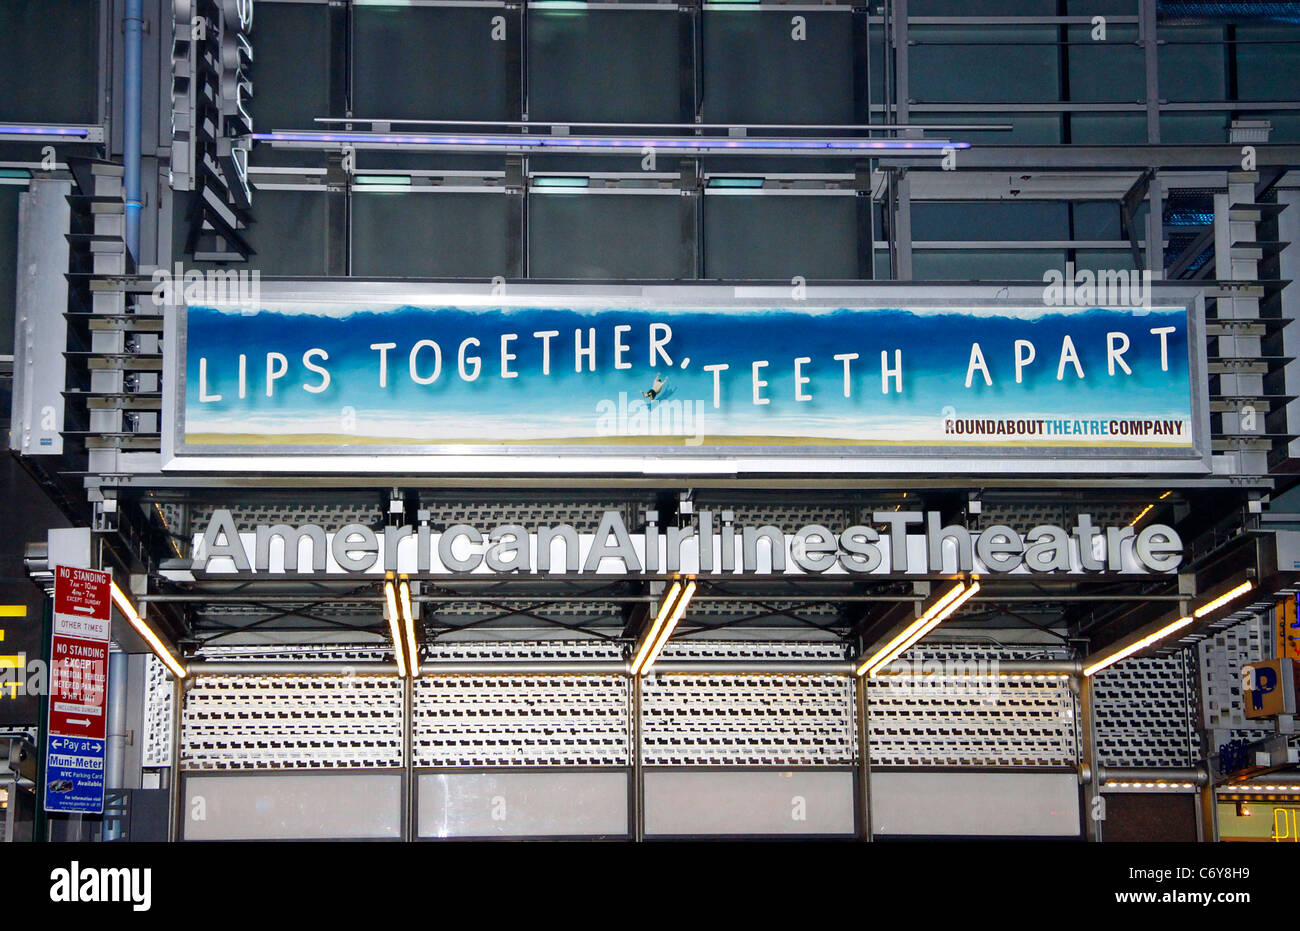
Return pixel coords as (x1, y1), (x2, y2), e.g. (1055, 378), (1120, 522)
(124, 0), (143, 263)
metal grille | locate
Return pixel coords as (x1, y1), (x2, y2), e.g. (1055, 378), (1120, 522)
(425, 601), (624, 624)
(425, 640), (623, 663)
(1198, 614), (1272, 736)
(195, 644), (391, 662)
(179, 675), (404, 771)
(680, 600), (843, 624)
(1093, 654), (1199, 768)
(658, 640), (844, 661)
(419, 499), (627, 533)
(975, 502), (1133, 530)
(413, 675), (629, 767)
(867, 644), (1077, 767)
(641, 674), (855, 766)
(190, 502), (383, 530)
(142, 655), (174, 768)
(704, 503), (853, 529)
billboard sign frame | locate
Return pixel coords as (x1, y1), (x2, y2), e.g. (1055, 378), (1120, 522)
(162, 281), (1211, 475)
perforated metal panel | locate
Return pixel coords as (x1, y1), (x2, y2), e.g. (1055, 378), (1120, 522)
(180, 675), (404, 771)
(425, 600), (624, 625)
(867, 645), (1077, 768)
(419, 499), (628, 533)
(142, 654), (174, 768)
(413, 675), (629, 767)
(190, 502), (384, 531)
(641, 674), (855, 766)
(425, 640), (623, 663)
(1198, 614), (1272, 736)
(678, 600), (843, 624)
(658, 640), (843, 661)
(1093, 654), (1199, 768)
(166, 637), (1213, 774)
(974, 502), (1133, 530)
(196, 644), (391, 663)
(701, 503), (854, 530)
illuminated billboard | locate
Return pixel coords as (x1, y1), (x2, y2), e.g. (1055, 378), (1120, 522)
(162, 282), (1209, 474)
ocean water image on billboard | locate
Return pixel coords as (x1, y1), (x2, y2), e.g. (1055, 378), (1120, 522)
(182, 302), (1195, 451)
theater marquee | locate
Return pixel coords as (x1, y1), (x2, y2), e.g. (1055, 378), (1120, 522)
(190, 508), (1184, 578)
(162, 282), (1210, 474)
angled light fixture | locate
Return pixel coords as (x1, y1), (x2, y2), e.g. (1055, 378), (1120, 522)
(630, 579), (696, 676)
(399, 579), (420, 678)
(384, 577), (407, 678)
(1083, 614), (1195, 677)
(1192, 579), (1254, 619)
(856, 579), (981, 677)
(1128, 490), (1173, 527)
(109, 580), (187, 679)
(1083, 577), (1255, 677)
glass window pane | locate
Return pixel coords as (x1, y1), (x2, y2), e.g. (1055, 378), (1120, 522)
(703, 11), (854, 124)
(0, 184), (21, 355)
(0, 0), (97, 124)
(253, 2), (331, 129)
(911, 28), (1060, 103)
(249, 2), (332, 168)
(913, 202), (1069, 241)
(1067, 25), (1142, 102)
(704, 196), (857, 280)
(1069, 113), (1146, 143)
(529, 194), (687, 279)
(1159, 26), (1226, 102)
(355, 6), (510, 121)
(912, 249), (1066, 280)
(530, 11), (680, 123)
(351, 193), (510, 279)
(1236, 26), (1300, 103)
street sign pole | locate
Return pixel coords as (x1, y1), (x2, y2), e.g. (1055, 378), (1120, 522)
(34, 598), (51, 842)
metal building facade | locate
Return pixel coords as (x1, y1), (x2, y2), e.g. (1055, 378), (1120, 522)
(2, 0), (1300, 844)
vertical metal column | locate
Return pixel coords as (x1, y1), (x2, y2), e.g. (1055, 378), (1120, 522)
(1146, 176), (1165, 277)
(1078, 674), (1103, 841)
(327, 2), (352, 276)
(1140, 0), (1161, 144)
(852, 6), (874, 280)
(889, 172), (913, 281)
(631, 673), (643, 842)
(103, 649), (129, 840)
(889, 0), (908, 126)
(403, 674), (414, 843)
(33, 599), (52, 843)
(855, 674), (872, 841)
(1198, 780), (1220, 843)
(167, 675), (184, 842)
(507, 2), (527, 279)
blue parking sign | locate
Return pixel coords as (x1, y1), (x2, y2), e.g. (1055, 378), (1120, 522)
(44, 735), (105, 814)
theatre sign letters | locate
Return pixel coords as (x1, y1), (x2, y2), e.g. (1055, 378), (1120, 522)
(192, 509), (1184, 578)
(164, 283), (1208, 473)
